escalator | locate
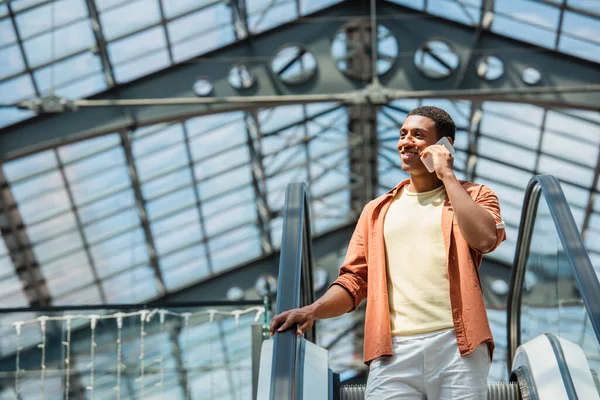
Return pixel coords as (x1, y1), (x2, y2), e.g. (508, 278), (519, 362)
(258, 175), (600, 399)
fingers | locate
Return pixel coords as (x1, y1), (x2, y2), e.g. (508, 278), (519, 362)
(276, 314), (298, 333)
(297, 320), (313, 336)
(269, 311), (288, 336)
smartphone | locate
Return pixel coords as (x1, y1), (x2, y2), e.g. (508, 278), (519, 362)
(422, 136), (455, 173)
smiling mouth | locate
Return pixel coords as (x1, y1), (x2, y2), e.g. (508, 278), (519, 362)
(400, 147), (421, 158)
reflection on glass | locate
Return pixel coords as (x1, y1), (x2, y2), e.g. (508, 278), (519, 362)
(520, 195), (600, 394)
(0, 305), (265, 399)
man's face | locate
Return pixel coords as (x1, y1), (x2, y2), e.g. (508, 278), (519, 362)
(397, 115), (439, 174)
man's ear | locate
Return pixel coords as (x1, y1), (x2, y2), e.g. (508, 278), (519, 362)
(447, 136), (454, 145)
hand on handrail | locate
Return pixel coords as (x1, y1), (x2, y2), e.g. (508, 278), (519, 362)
(269, 305), (316, 337)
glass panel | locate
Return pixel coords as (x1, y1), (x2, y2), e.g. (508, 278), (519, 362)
(100, 0), (161, 41)
(23, 19), (94, 68)
(108, 25), (167, 65)
(0, 17), (17, 46)
(0, 74), (36, 104)
(113, 48), (170, 83)
(519, 195), (600, 394)
(0, 44), (25, 80)
(34, 51), (102, 94)
(16, 0), (88, 39)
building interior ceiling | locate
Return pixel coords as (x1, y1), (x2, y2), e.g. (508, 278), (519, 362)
(0, 0), (599, 397)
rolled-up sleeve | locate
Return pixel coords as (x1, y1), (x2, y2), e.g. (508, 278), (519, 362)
(329, 206), (369, 311)
(475, 185), (507, 254)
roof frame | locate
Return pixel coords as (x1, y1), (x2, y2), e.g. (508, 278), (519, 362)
(2, 0), (600, 162)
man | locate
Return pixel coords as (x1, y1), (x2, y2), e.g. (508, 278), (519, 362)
(269, 106), (506, 399)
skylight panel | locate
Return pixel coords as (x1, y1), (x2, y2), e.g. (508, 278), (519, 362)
(204, 202), (257, 236)
(100, 0), (161, 41)
(107, 25), (167, 66)
(0, 17), (17, 46)
(94, 0), (128, 12)
(54, 282), (102, 305)
(0, 107), (32, 133)
(542, 130), (599, 169)
(209, 226), (261, 273)
(41, 250), (94, 297)
(426, 0), (480, 26)
(192, 146), (250, 181)
(11, 0), (48, 13)
(102, 265), (158, 303)
(15, 0), (87, 39)
(249, 0), (297, 34)
(69, 167), (131, 205)
(90, 228), (148, 277)
(33, 51), (103, 94)
(26, 210), (78, 244)
(145, 186), (196, 220)
(538, 154), (594, 187)
(135, 141), (188, 180)
(132, 123), (184, 157)
(491, 13), (557, 49)
(154, 220), (203, 256)
(0, 73), (35, 105)
(112, 48), (170, 83)
(161, 0), (215, 19)
(203, 188), (254, 222)
(197, 165), (253, 200)
(142, 168), (193, 200)
(166, 1), (231, 44)
(188, 119), (247, 160)
(23, 19), (93, 68)
(476, 158), (533, 190)
(477, 136), (537, 171)
(170, 24), (235, 63)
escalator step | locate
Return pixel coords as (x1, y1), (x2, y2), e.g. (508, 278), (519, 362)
(487, 382), (520, 400)
(339, 382), (520, 399)
(339, 384), (366, 400)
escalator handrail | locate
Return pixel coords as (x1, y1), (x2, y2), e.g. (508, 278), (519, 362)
(507, 174), (600, 374)
(269, 183), (317, 400)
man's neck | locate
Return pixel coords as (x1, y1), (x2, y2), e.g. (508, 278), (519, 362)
(407, 173), (444, 193)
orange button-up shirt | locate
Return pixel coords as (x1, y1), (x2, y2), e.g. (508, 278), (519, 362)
(331, 179), (506, 365)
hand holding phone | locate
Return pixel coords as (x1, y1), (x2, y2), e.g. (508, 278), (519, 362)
(421, 137), (455, 173)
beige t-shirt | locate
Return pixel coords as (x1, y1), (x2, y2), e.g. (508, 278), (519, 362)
(383, 185), (454, 336)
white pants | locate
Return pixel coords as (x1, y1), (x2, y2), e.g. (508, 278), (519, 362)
(365, 329), (490, 400)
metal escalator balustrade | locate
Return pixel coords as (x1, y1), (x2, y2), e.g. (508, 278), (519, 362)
(263, 175), (600, 400)
(269, 182), (319, 400)
(506, 174), (600, 399)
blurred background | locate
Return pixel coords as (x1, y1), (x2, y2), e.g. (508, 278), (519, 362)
(0, 0), (599, 398)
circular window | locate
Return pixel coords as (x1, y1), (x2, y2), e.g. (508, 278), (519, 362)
(226, 286), (245, 301)
(193, 78), (213, 96)
(271, 45), (317, 85)
(476, 55), (504, 81)
(522, 66), (542, 85)
(414, 39), (459, 79)
(228, 65), (255, 90)
(331, 21), (399, 80)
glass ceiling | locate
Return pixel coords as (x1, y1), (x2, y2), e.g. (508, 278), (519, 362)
(0, 0), (599, 396)
(0, 0), (597, 308)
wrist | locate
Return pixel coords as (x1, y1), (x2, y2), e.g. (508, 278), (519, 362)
(305, 303), (318, 318)
(440, 169), (456, 182)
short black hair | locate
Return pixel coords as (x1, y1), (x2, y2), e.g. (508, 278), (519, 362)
(407, 106), (456, 142)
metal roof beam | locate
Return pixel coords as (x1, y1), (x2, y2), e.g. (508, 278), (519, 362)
(2, 1), (600, 161)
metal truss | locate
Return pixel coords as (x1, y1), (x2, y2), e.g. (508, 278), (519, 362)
(120, 131), (167, 296)
(3, 1), (600, 161)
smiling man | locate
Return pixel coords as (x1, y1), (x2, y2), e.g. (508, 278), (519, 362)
(270, 106), (506, 399)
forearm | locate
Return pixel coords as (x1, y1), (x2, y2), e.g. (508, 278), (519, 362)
(442, 172), (497, 252)
(307, 285), (354, 320)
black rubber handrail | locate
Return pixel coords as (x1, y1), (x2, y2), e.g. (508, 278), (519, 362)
(269, 183), (317, 400)
(507, 175), (600, 376)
